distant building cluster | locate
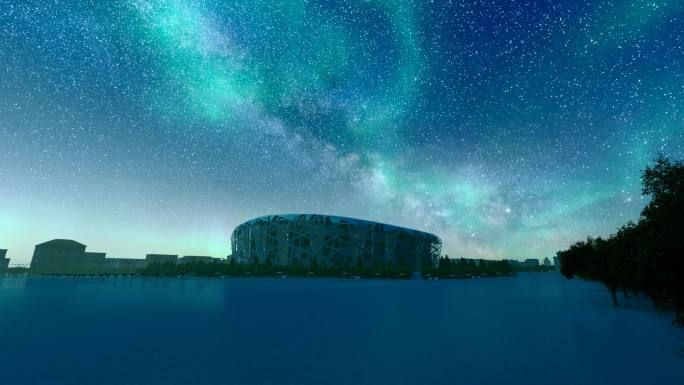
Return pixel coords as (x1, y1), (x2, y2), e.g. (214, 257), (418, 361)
(1, 232), (560, 276)
(503, 257), (558, 269)
(25, 239), (224, 274)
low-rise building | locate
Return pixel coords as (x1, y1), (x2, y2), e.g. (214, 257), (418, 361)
(28, 239), (225, 274)
(146, 254), (178, 265)
(103, 258), (148, 274)
(505, 259), (521, 267)
(524, 258), (540, 267)
(30, 239), (148, 274)
(179, 255), (220, 264)
(30, 239), (88, 274)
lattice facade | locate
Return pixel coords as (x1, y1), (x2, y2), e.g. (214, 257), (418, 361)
(231, 214), (442, 271)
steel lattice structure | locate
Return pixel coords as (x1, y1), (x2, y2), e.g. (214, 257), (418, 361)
(231, 214), (442, 271)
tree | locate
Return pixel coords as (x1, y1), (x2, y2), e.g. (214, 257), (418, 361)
(558, 156), (684, 325)
(640, 156), (684, 324)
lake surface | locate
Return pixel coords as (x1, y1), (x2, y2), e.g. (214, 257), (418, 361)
(1, 273), (682, 385)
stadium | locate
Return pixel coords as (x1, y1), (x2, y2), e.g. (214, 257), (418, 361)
(231, 214), (442, 271)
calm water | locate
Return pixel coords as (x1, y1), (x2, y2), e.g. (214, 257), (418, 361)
(1, 273), (682, 385)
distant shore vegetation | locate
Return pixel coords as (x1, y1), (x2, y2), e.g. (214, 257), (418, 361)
(2, 258), (552, 280)
(557, 156), (684, 326)
(137, 256), (550, 279)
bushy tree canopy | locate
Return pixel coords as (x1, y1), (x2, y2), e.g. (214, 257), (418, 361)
(558, 156), (684, 325)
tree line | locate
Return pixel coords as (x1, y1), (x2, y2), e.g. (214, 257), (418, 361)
(2, 254), (552, 280)
(139, 254), (551, 280)
(557, 156), (684, 326)
(423, 256), (552, 278)
(140, 256), (417, 279)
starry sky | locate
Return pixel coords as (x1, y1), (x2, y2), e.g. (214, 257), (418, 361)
(1, 0), (683, 265)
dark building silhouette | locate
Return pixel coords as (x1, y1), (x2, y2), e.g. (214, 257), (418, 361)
(145, 254), (178, 264)
(180, 255), (220, 264)
(1, 249), (9, 270)
(28, 239), (224, 275)
(103, 258), (148, 273)
(524, 258), (540, 267)
(231, 214), (442, 271)
(83, 252), (107, 269)
(505, 259), (522, 267)
(30, 239), (144, 274)
(30, 239), (88, 274)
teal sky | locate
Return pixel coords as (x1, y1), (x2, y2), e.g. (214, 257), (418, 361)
(1, 0), (683, 264)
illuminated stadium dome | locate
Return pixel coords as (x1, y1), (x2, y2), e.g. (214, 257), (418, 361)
(231, 214), (442, 271)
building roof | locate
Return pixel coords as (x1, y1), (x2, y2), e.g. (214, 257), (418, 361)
(236, 214), (441, 241)
(36, 239), (86, 247)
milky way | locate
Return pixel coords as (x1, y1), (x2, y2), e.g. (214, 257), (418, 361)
(1, 0), (683, 264)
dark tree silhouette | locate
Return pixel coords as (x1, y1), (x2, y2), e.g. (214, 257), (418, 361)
(558, 156), (684, 325)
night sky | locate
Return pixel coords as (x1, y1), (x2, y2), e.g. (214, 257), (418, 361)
(1, 0), (683, 264)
